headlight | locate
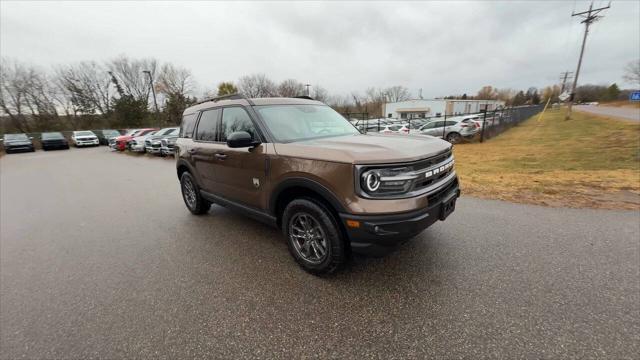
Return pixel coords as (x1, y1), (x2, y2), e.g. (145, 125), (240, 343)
(362, 170), (381, 192)
(360, 167), (413, 196)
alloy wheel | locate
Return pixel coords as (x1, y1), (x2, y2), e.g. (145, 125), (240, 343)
(289, 213), (328, 264)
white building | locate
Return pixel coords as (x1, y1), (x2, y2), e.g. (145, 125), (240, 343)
(384, 99), (505, 119)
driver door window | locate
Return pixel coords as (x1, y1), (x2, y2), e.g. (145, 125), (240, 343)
(220, 107), (257, 142)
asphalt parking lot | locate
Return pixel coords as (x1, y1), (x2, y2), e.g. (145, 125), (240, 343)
(1, 147), (639, 359)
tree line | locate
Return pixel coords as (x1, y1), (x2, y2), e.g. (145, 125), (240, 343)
(3, 55), (637, 133)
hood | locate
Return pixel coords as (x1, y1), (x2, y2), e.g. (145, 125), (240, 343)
(273, 133), (451, 165)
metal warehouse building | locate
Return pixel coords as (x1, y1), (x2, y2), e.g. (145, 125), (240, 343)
(384, 99), (505, 119)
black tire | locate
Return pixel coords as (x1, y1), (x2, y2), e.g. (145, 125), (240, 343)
(282, 198), (346, 275)
(43, 147), (49, 151)
(446, 132), (462, 144)
(180, 172), (211, 215)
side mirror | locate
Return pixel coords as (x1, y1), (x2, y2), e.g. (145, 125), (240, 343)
(29, 137), (33, 140)
(227, 131), (260, 148)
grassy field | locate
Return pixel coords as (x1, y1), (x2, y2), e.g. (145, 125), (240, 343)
(454, 108), (640, 209)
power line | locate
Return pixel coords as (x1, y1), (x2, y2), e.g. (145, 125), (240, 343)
(565, 1), (611, 120)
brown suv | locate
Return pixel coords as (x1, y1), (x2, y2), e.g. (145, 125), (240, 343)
(176, 94), (460, 274)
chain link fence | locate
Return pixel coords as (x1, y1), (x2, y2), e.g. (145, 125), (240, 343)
(345, 105), (544, 144)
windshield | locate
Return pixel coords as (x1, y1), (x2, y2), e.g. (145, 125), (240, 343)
(42, 132), (64, 140)
(255, 105), (359, 142)
(102, 130), (120, 136)
(4, 134), (28, 141)
(75, 131), (94, 136)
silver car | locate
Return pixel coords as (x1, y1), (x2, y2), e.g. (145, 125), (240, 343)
(410, 118), (480, 143)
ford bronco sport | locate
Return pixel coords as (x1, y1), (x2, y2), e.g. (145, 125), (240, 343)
(176, 94), (460, 274)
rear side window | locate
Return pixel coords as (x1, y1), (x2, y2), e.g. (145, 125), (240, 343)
(220, 107), (257, 142)
(180, 114), (197, 138)
(195, 108), (221, 141)
(445, 121), (457, 126)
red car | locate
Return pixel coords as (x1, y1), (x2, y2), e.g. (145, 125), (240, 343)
(110, 128), (157, 151)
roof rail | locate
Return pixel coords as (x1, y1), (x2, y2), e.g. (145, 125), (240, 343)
(294, 95), (314, 100)
(196, 93), (254, 106)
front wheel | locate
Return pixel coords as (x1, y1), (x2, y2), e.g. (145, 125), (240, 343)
(283, 198), (346, 275)
(180, 172), (211, 215)
(446, 132), (462, 144)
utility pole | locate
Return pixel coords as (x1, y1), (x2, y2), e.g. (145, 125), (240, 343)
(143, 70), (160, 127)
(559, 71), (573, 94)
(566, 1), (610, 120)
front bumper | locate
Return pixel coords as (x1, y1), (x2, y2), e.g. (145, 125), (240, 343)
(5, 144), (34, 153)
(146, 146), (162, 154)
(160, 146), (175, 155)
(340, 177), (460, 256)
(129, 143), (145, 152)
(76, 139), (99, 146)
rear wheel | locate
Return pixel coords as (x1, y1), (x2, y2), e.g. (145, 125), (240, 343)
(283, 198), (346, 275)
(180, 172), (211, 215)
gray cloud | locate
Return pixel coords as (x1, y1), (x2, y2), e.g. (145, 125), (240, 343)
(1, 1), (638, 98)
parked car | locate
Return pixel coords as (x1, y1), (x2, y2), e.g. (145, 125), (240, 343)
(111, 128), (156, 151)
(71, 131), (99, 147)
(160, 135), (178, 156)
(41, 132), (69, 150)
(144, 127), (179, 154)
(95, 129), (122, 145)
(176, 95), (459, 275)
(410, 118), (480, 143)
(1, 133), (35, 153)
(379, 124), (410, 135)
(128, 131), (157, 153)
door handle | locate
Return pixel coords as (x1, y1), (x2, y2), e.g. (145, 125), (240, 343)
(214, 153), (228, 160)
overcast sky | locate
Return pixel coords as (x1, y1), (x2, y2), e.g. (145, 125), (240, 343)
(1, 1), (639, 98)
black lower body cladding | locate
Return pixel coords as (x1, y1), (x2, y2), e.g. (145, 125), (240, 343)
(340, 177), (460, 256)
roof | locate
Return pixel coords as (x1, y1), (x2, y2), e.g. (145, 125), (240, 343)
(185, 97), (323, 114)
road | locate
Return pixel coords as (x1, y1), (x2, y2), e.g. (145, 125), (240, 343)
(1, 147), (639, 359)
(575, 104), (640, 121)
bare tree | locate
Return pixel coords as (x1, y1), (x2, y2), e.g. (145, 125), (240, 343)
(623, 59), (640, 85)
(497, 88), (516, 104)
(107, 55), (158, 102)
(1, 58), (60, 132)
(277, 79), (306, 97)
(476, 85), (498, 100)
(238, 73), (277, 98)
(311, 84), (329, 102)
(55, 61), (112, 117)
(384, 85), (411, 102)
(156, 63), (193, 96)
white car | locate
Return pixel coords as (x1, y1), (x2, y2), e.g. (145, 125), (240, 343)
(379, 124), (410, 135)
(128, 131), (158, 153)
(409, 118), (480, 143)
(71, 131), (99, 147)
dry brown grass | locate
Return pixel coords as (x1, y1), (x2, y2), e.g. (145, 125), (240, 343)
(454, 108), (640, 209)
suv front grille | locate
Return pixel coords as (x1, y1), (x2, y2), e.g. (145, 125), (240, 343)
(427, 177), (458, 205)
(408, 149), (452, 172)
